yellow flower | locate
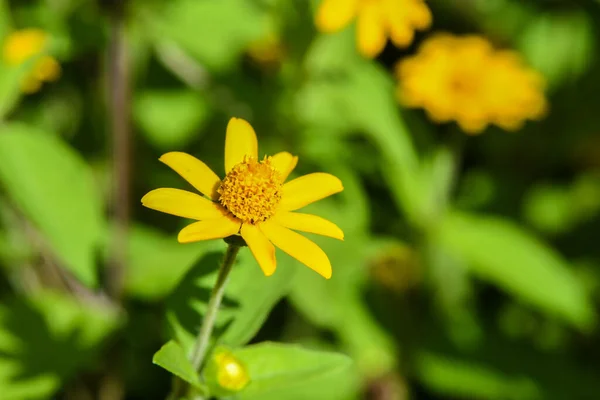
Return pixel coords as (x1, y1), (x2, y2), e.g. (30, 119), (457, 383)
(315, 0), (432, 58)
(396, 34), (548, 134)
(2, 28), (61, 94)
(142, 118), (344, 279)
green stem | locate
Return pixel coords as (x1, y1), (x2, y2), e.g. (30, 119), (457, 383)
(190, 244), (240, 370)
(167, 244), (240, 400)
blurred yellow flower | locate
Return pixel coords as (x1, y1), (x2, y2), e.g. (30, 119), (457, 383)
(2, 28), (61, 94)
(315, 0), (432, 58)
(142, 118), (344, 279)
(247, 31), (284, 69)
(396, 34), (548, 134)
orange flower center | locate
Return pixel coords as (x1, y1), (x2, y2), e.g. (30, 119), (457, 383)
(218, 156), (283, 224)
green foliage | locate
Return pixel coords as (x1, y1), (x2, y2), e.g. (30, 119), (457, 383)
(166, 247), (296, 351)
(133, 89), (211, 149)
(0, 124), (103, 287)
(437, 212), (595, 330)
(152, 341), (206, 392)
(232, 342), (354, 400)
(0, 291), (121, 399)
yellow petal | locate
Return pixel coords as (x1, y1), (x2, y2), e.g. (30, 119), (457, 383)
(280, 173), (343, 211)
(241, 223), (276, 276)
(270, 151), (298, 182)
(160, 152), (222, 200)
(141, 188), (226, 220)
(178, 215), (241, 243)
(273, 211), (344, 240)
(315, 0), (358, 33)
(225, 117), (258, 173)
(357, 2), (387, 58)
(261, 220), (332, 279)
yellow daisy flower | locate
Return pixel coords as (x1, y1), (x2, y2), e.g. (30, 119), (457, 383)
(396, 34), (548, 134)
(315, 0), (432, 58)
(2, 28), (61, 94)
(141, 118), (344, 279)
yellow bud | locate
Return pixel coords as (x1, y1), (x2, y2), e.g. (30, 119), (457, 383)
(204, 347), (250, 396)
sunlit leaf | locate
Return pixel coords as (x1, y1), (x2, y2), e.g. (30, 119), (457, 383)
(232, 342), (354, 400)
(152, 341), (205, 391)
(0, 124), (104, 287)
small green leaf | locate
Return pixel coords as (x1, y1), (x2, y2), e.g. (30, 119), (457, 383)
(232, 342), (353, 399)
(0, 124), (104, 287)
(133, 89), (210, 149)
(437, 212), (595, 330)
(152, 341), (204, 390)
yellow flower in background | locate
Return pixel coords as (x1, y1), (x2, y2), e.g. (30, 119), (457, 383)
(396, 34), (548, 134)
(316, 0), (432, 58)
(142, 118), (344, 279)
(2, 28), (61, 94)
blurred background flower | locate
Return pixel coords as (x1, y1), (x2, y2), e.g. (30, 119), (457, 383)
(0, 0), (598, 399)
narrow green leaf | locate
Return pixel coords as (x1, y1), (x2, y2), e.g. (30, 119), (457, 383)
(152, 341), (204, 390)
(437, 212), (595, 330)
(0, 124), (104, 287)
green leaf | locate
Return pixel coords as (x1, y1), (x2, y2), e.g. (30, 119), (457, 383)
(133, 89), (210, 149)
(0, 124), (104, 287)
(288, 168), (396, 378)
(122, 224), (211, 300)
(166, 245), (296, 350)
(518, 11), (595, 89)
(436, 212), (595, 330)
(297, 31), (423, 225)
(152, 341), (204, 391)
(416, 352), (541, 400)
(232, 342), (354, 400)
(0, 291), (121, 399)
(145, 0), (268, 71)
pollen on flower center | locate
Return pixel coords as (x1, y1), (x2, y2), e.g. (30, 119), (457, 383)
(218, 156), (283, 224)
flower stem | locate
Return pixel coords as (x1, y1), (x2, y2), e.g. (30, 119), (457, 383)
(191, 244), (240, 371)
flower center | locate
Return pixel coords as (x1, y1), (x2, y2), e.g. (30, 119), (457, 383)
(218, 156), (283, 224)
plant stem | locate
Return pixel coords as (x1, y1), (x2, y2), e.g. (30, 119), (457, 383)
(191, 244), (239, 370)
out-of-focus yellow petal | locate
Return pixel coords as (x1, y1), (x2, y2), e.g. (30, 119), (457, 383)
(141, 188), (226, 220)
(160, 152), (222, 200)
(357, 3), (386, 58)
(280, 173), (343, 211)
(241, 223), (276, 276)
(270, 151), (298, 182)
(34, 56), (60, 82)
(225, 117), (258, 173)
(315, 0), (358, 33)
(261, 220), (332, 279)
(273, 211), (344, 240)
(178, 216), (241, 243)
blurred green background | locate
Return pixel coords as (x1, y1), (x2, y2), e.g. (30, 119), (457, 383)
(0, 0), (599, 399)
